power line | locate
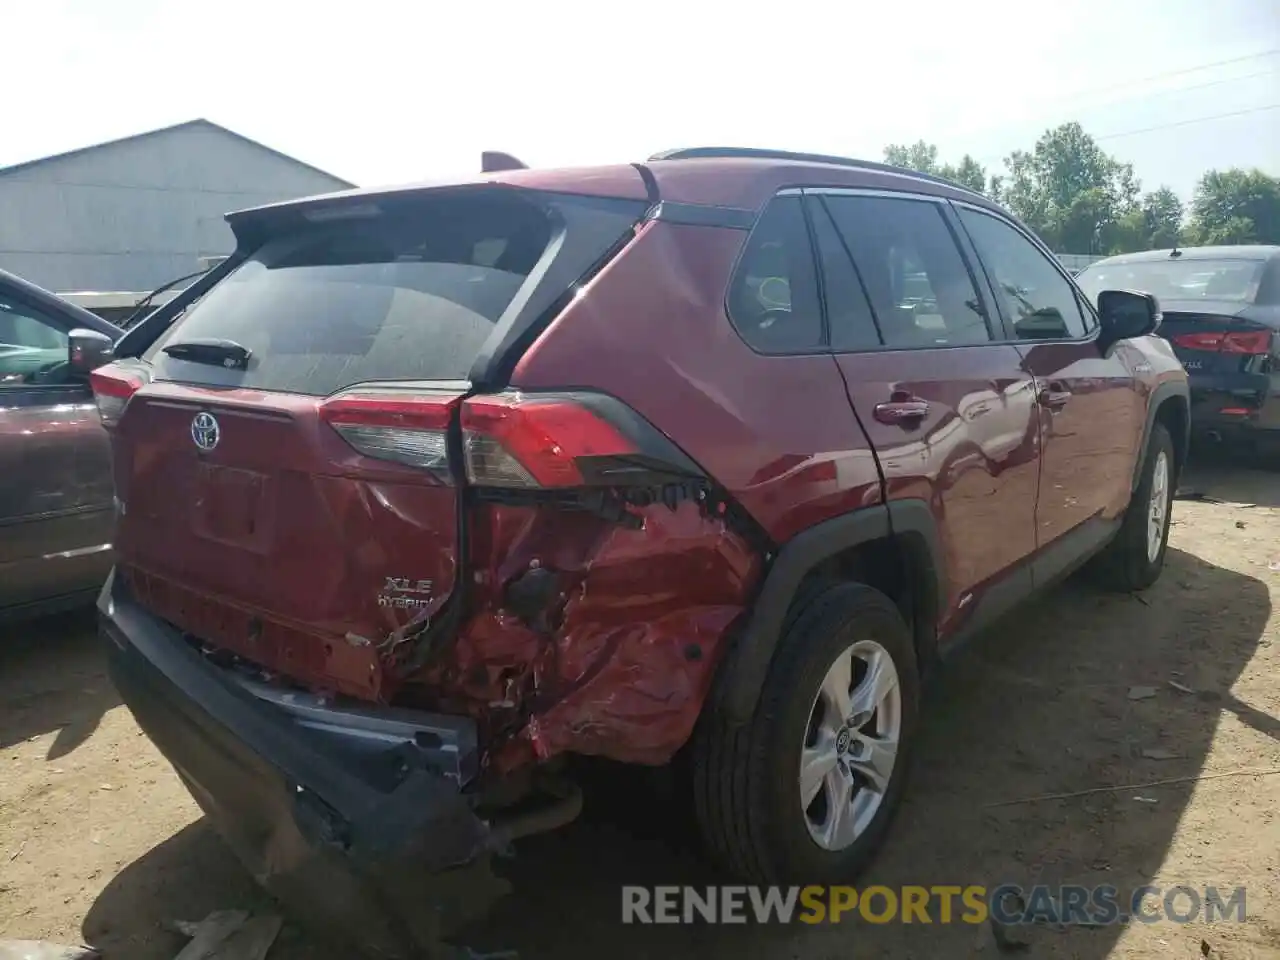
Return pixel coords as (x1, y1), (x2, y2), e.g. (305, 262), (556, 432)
(1050, 48), (1279, 108)
(1086, 68), (1278, 107)
(1094, 103), (1280, 141)
(947, 50), (1279, 151)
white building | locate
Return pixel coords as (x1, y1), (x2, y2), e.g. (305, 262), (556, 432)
(0, 119), (353, 295)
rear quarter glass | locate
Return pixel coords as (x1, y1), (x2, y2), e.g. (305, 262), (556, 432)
(145, 189), (645, 396)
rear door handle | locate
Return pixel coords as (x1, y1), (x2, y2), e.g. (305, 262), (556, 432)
(1037, 385), (1071, 410)
(873, 396), (930, 425)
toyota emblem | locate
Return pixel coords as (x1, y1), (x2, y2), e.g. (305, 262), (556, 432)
(191, 412), (220, 452)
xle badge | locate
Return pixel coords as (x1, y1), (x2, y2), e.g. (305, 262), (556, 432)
(378, 576), (435, 610)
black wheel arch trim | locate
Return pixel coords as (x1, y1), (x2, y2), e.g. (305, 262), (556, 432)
(1132, 380), (1190, 492)
(719, 499), (945, 724)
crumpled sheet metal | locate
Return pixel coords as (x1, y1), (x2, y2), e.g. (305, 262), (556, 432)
(424, 498), (760, 769)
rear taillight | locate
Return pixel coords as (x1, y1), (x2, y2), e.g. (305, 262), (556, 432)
(319, 391), (458, 472)
(322, 387), (697, 490)
(89, 364), (149, 427)
(1173, 330), (1272, 355)
(1221, 331), (1273, 355)
(461, 393), (638, 488)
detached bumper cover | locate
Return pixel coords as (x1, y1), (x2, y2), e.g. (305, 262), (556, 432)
(98, 569), (505, 956)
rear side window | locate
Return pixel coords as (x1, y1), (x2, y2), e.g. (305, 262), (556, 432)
(147, 190), (638, 396)
(821, 195), (992, 348)
(726, 196), (823, 354)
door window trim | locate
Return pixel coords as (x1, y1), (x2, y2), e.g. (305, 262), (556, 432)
(799, 186), (1000, 353)
(949, 199), (1102, 346)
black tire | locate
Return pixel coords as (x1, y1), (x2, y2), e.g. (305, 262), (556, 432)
(1090, 421), (1176, 592)
(691, 582), (919, 883)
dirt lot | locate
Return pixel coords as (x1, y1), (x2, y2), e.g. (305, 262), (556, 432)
(2, 457), (1278, 960)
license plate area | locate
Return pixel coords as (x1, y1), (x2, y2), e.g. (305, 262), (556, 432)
(194, 464), (273, 550)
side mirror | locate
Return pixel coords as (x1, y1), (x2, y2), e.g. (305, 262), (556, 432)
(1097, 289), (1160, 353)
(68, 328), (115, 375)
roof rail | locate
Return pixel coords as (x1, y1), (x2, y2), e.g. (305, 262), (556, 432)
(647, 146), (980, 195)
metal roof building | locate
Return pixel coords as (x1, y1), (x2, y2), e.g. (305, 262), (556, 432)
(0, 119), (353, 294)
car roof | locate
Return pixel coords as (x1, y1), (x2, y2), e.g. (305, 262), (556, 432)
(225, 148), (1008, 240)
(1087, 245), (1280, 267)
(0, 266), (122, 335)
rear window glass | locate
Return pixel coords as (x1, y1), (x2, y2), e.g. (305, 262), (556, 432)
(1075, 259), (1266, 306)
(148, 191), (555, 395)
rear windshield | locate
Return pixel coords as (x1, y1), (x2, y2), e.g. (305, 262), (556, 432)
(1075, 258), (1266, 306)
(148, 190), (563, 395)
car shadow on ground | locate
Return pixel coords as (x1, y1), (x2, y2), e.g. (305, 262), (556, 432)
(84, 546), (1271, 959)
(0, 608), (119, 758)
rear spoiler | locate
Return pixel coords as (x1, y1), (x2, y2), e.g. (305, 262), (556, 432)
(481, 151), (528, 172)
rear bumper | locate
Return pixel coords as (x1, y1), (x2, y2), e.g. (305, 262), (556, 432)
(98, 569), (505, 957)
(1188, 369), (1280, 437)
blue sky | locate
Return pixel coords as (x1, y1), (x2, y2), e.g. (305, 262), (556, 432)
(7, 0), (1279, 201)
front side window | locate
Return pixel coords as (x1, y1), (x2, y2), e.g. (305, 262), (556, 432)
(726, 196), (823, 354)
(0, 299), (69, 387)
(958, 208), (1087, 341)
(821, 195), (992, 348)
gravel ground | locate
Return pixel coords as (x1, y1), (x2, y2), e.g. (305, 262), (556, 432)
(2, 456), (1277, 959)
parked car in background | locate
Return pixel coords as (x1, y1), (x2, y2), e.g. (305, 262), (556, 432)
(0, 267), (120, 622)
(92, 147), (1187, 956)
(1076, 246), (1280, 452)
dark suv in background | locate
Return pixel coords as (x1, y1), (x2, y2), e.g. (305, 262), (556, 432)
(92, 147), (1188, 956)
(1076, 245), (1280, 452)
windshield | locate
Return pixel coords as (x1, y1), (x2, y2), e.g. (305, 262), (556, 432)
(1075, 258), (1265, 306)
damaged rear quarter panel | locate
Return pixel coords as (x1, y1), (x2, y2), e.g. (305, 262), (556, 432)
(421, 498), (759, 768)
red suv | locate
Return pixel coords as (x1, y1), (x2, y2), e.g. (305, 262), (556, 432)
(93, 147), (1189, 955)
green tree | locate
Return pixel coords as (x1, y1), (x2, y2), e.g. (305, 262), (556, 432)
(940, 155), (989, 194)
(883, 140), (940, 174)
(883, 141), (991, 195)
(995, 122), (1140, 254)
(1186, 169), (1280, 244)
(1110, 186), (1183, 253)
(1142, 187), (1184, 249)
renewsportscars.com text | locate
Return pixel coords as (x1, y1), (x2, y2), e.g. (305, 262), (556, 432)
(621, 884), (1247, 926)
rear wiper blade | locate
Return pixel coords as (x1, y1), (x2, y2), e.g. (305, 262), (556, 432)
(162, 338), (252, 370)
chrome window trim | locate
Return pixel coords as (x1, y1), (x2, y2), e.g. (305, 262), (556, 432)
(783, 186), (949, 205)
